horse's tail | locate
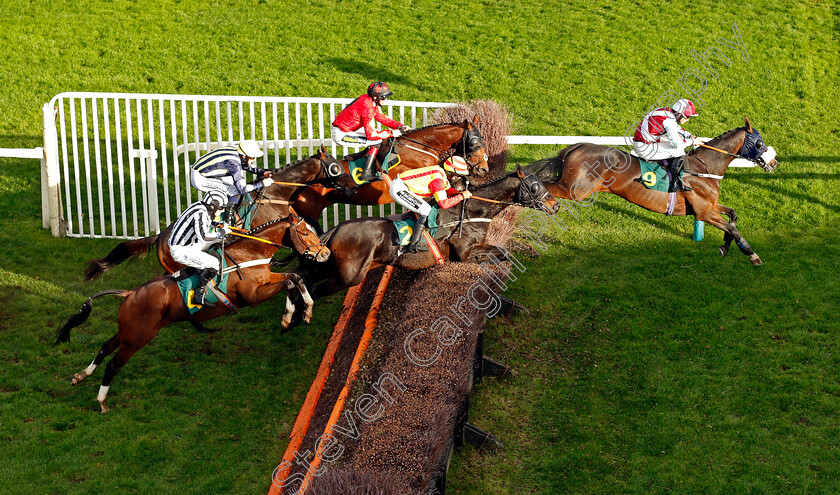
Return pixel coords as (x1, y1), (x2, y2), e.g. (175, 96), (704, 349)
(55, 290), (129, 344)
(84, 235), (159, 281)
(526, 143), (587, 183)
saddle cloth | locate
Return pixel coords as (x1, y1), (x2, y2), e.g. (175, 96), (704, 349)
(390, 206), (440, 249)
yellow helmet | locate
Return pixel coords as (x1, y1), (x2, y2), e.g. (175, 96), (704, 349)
(236, 140), (264, 159)
(443, 156), (469, 176)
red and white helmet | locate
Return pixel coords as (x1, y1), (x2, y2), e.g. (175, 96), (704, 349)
(672, 99), (698, 118)
(443, 156), (469, 176)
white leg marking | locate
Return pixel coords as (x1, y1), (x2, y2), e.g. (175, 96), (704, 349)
(97, 385), (110, 403)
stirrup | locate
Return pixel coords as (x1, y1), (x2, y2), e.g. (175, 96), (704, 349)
(193, 288), (207, 306)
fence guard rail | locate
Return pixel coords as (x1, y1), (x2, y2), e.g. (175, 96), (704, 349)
(30, 92), (754, 239)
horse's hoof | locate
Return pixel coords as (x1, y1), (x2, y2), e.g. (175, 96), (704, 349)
(750, 254), (763, 265)
(98, 402), (109, 414)
(71, 374), (85, 385)
(281, 316), (292, 330)
(304, 311), (313, 324)
(718, 246), (729, 258)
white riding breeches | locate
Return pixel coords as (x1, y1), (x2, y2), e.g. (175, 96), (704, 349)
(389, 178), (432, 216)
(170, 244), (221, 271)
(633, 140), (686, 161)
(190, 170), (238, 201)
(330, 125), (383, 148)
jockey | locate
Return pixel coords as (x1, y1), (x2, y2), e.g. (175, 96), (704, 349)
(168, 191), (231, 306)
(389, 156), (471, 253)
(331, 82), (412, 182)
(632, 99), (699, 192)
(190, 139), (274, 221)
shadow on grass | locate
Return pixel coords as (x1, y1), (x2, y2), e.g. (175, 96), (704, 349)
(593, 201), (686, 238)
(781, 155), (840, 164)
(727, 174), (840, 214)
(324, 58), (416, 89)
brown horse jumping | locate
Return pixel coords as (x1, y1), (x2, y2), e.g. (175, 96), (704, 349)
(291, 117), (491, 226)
(84, 146), (347, 280)
(527, 117), (778, 264)
(284, 166), (558, 323)
(57, 213), (327, 413)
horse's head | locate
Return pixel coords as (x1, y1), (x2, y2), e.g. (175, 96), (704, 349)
(739, 117), (777, 172)
(315, 145), (357, 195)
(288, 210), (331, 262)
(271, 145), (356, 195)
(458, 116), (490, 177)
(514, 164), (559, 214)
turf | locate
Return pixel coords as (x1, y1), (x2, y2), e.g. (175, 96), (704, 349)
(0, 0), (838, 493)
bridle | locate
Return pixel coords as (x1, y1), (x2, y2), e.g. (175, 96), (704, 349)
(693, 127), (776, 173)
(398, 121), (489, 169)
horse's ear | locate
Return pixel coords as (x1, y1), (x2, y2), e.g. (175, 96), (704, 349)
(745, 116), (753, 133)
(320, 144), (327, 154)
(472, 115), (480, 125)
(516, 162), (526, 178)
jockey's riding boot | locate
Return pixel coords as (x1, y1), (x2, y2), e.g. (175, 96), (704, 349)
(193, 268), (218, 306)
(406, 215), (428, 253)
(358, 147), (380, 182)
(670, 156), (692, 192)
(343, 148), (367, 162)
(224, 203), (237, 225)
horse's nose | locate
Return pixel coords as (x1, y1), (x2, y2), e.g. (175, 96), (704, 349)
(550, 200), (560, 214)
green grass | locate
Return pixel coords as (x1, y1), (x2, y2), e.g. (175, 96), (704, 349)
(0, 0), (838, 493)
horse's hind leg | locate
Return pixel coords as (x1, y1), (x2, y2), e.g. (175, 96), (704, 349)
(96, 346), (140, 413)
(71, 336), (120, 385)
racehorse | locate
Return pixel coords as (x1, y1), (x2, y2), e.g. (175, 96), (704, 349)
(83, 146), (348, 280)
(57, 209), (328, 413)
(283, 166), (558, 322)
(526, 117), (778, 264)
(291, 117), (491, 227)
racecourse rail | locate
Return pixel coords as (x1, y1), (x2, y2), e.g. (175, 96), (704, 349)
(0, 92), (757, 238)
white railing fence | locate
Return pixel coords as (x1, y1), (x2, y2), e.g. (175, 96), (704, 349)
(36, 92), (753, 239)
(41, 92), (459, 239)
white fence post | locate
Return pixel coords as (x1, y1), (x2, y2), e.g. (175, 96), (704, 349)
(42, 103), (63, 236)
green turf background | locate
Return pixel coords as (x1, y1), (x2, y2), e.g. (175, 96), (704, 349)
(0, 0), (838, 493)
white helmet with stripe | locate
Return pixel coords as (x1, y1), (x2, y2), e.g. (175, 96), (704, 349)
(236, 139), (265, 159)
(201, 190), (227, 209)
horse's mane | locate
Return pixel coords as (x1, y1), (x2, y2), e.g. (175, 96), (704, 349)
(525, 157), (561, 179)
(472, 170), (517, 190)
(405, 121), (465, 134)
(276, 152), (318, 171)
(688, 127), (743, 156)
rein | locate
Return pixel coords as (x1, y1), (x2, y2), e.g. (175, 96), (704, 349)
(470, 195), (516, 206)
(698, 142), (742, 159)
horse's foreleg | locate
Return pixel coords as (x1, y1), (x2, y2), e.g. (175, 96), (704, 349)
(287, 273), (315, 324)
(237, 273), (305, 329)
(700, 212), (761, 265)
(72, 336), (120, 385)
(712, 205), (739, 258)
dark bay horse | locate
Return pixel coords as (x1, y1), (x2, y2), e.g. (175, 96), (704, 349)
(284, 166), (558, 321)
(527, 117), (779, 264)
(291, 117), (491, 225)
(57, 212), (327, 413)
(84, 146), (348, 280)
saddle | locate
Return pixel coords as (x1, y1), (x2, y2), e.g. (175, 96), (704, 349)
(389, 207), (440, 250)
(170, 249), (235, 313)
(346, 139), (402, 184)
(635, 158), (684, 193)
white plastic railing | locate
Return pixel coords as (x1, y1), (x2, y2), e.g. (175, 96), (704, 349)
(36, 92), (757, 239)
